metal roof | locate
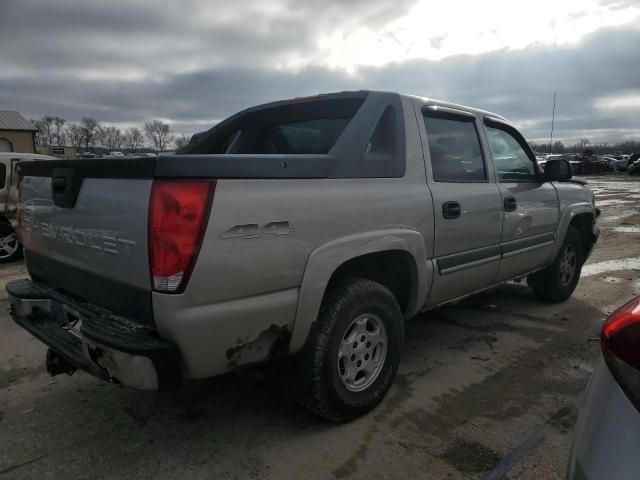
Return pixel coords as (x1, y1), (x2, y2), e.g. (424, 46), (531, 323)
(0, 111), (37, 131)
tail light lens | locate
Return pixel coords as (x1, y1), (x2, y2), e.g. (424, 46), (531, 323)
(602, 296), (640, 411)
(148, 180), (215, 293)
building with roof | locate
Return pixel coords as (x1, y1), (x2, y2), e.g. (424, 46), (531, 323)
(0, 111), (37, 153)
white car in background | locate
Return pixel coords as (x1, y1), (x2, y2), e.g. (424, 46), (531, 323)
(108, 151), (125, 158)
(0, 152), (56, 262)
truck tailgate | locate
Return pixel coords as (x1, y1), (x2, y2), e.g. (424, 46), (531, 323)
(19, 160), (154, 322)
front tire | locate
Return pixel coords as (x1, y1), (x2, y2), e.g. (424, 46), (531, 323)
(299, 278), (404, 422)
(528, 226), (583, 303)
(0, 223), (22, 263)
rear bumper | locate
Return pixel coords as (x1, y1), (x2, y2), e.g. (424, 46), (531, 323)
(7, 279), (181, 391)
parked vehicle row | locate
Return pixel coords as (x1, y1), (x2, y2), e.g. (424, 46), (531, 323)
(75, 151), (158, 159)
(628, 153), (640, 176)
(537, 152), (640, 175)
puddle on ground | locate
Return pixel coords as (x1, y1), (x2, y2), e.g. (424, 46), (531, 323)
(600, 276), (625, 284)
(614, 226), (640, 233)
(441, 439), (500, 473)
(582, 258), (640, 277)
(587, 179), (640, 195)
(602, 210), (637, 223)
(595, 199), (635, 207)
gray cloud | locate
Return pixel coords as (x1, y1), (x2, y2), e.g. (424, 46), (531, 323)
(1, 0), (639, 145)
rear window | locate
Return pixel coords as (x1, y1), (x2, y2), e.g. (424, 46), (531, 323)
(188, 96), (365, 155)
(255, 118), (350, 154)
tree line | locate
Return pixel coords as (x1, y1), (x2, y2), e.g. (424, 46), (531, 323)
(32, 116), (192, 153)
(529, 139), (640, 155)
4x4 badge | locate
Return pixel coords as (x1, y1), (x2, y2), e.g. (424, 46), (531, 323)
(221, 221), (292, 239)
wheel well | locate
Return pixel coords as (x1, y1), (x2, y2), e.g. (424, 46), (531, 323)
(569, 213), (595, 258)
(326, 250), (416, 316)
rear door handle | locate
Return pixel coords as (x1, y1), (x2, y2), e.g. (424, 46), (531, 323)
(504, 196), (517, 212)
(442, 201), (461, 219)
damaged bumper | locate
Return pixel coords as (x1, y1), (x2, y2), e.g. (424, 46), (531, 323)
(7, 279), (181, 391)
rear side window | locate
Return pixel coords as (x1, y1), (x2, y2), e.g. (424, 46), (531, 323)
(255, 118), (350, 154)
(180, 93), (405, 178)
(205, 129), (241, 154)
(423, 115), (486, 182)
(0, 164), (6, 189)
(191, 97), (365, 155)
(365, 105), (396, 163)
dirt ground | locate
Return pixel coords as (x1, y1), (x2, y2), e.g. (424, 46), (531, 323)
(1, 175), (640, 480)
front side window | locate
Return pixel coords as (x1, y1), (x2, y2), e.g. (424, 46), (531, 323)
(423, 115), (486, 182)
(486, 127), (537, 181)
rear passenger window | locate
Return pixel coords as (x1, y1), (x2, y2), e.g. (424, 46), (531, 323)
(365, 106), (396, 162)
(423, 115), (486, 182)
(255, 118), (350, 154)
(206, 129), (242, 153)
(191, 97), (365, 156)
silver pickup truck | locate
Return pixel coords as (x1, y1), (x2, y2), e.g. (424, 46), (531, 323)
(7, 91), (598, 421)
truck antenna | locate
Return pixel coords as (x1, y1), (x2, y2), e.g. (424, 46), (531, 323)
(549, 91), (557, 153)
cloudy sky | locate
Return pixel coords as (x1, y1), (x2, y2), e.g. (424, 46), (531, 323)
(2, 0), (640, 145)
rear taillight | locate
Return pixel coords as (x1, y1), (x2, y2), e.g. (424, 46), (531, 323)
(148, 180), (215, 293)
(602, 296), (640, 411)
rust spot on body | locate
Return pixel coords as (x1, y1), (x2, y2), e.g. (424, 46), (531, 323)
(226, 324), (290, 368)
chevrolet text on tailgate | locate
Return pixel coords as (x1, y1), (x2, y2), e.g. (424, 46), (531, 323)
(8, 91), (599, 421)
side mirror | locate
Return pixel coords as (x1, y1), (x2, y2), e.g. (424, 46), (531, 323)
(543, 159), (572, 182)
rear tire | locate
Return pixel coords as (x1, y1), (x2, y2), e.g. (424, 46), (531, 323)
(0, 223), (22, 263)
(298, 278), (403, 422)
(528, 226), (583, 303)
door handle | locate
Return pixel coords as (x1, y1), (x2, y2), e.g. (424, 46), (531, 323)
(442, 201), (461, 219)
(504, 196), (517, 212)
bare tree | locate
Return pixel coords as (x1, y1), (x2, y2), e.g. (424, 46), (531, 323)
(31, 119), (45, 147)
(81, 117), (100, 151)
(144, 120), (174, 153)
(552, 141), (565, 153)
(53, 117), (66, 146)
(173, 134), (191, 150)
(579, 138), (590, 150)
(99, 126), (123, 151)
(66, 123), (84, 152)
(124, 127), (144, 152)
(33, 116), (55, 146)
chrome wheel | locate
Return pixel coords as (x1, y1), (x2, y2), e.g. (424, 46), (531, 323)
(337, 313), (388, 392)
(0, 230), (19, 259)
(559, 243), (577, 286)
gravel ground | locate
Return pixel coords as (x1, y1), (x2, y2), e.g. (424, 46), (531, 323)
(1, 174), (639, 480)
